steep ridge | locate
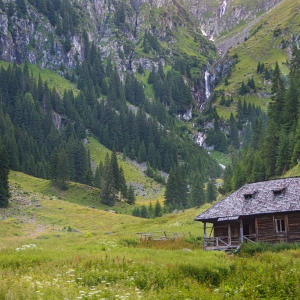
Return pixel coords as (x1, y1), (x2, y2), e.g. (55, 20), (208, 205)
(187, 0), (281, 41)
(212, 0), (300, 113)
(215, 0), (286, 56)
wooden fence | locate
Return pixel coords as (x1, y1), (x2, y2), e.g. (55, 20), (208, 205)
(137, 231), (185, 241)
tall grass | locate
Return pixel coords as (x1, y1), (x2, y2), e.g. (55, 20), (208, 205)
(2, 178), (300, 298)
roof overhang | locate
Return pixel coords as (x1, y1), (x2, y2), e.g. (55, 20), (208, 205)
(217, 216), (239, 221)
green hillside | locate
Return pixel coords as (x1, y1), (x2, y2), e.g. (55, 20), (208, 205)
(87, 137), (164, 203)
(214, 0), (300, 117)
(1, 174), (300, 299)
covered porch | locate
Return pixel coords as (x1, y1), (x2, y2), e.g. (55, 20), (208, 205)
(203, 216), (257, 251)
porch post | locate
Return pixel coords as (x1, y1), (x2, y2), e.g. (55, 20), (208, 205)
(239, 219), (243, 244)
(204, 222), (207, 248)
(228, 223), (231, 246)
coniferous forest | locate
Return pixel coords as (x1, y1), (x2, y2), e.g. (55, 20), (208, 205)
(220, 48), (300, 194)
(0, 36), (221, 208)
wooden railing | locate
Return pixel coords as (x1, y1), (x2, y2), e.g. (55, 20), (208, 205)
(243, 234), (256, 243)
(137, 231), (185, 241)
(204, 235), (256, 250)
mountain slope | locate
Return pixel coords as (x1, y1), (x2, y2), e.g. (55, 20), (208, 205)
(212, 0), (300, 118)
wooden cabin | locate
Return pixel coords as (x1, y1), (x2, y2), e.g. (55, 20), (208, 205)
(194, 178), (300, 251)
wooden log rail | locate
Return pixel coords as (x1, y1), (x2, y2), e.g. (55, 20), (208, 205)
(204, 235), (257, 249)
(137, 231), (185, 241)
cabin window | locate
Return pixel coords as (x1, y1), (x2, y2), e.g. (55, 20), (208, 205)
(244, 194), (253, 200)
(275, 219), (286, 232)
(273, 188), (286, 196)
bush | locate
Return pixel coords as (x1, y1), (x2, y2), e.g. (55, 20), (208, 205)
(238, 241), (300, 256)
(120, 238), (139, 247)
(178, 264), (230, 286)
(183, 235), (203, 247)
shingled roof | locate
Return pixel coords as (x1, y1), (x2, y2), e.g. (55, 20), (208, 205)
(194, 177), (300, 222)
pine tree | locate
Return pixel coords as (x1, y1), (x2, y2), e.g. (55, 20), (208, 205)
(164, 167), (178, 210)
(110, 150), (120, 191)
(119, 166), (127, 198)
(229, 113), (240, 149)
(283, 76), (299, 130)
(137, 141), (147, 163)
(291, 117), (300, 167)
(49, 148), (59, 181)
(251, 152), (265, 182)
(127, 184), (135, 205)
(57, 149), (69, 189)
(100, 153), (115, 206)
(17, 0), (27, 15)
(154, 200), (162, 217)
(222, 164), (233, 193)
(148, 202), (154, 218)
(189, 172), (206, 207)
(0, 145), (10, 208)
(275, 129), (290, 175)
(232, 163), (246, 190)
(268, 62), (286, 125)
(206, 179), (217, 203)
(140, 205), (148, 218)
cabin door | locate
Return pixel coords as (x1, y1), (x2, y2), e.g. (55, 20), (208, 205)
(243, 224), (250, 236)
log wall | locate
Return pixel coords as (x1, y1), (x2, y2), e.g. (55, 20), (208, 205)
(256, 213), (300, 243)
(287, 213), (300, 243)
(212, 212), (300, 245)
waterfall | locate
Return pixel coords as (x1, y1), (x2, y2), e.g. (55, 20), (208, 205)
(205, 70), (211, 100)
(195, 132), (206, 147)
(183, 108), (192, 121)
(219, 0), (227, 18)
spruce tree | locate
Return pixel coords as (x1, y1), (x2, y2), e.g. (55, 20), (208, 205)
(57, 149), (69, 189)
(229, 113), (240, 149)
(206, 179), (217, 203)
(100, 153), (115, 206)
(49, 148), (59, 181)
(291, 117), (300, 167)
(222, 165), (233, 193)
(0, 145), (10, 208)
(268, 62), (286, 125)
(140, 205), (148, 218)
(251, 152), (265, 182)
(164, 167), (178, 210)
(275, 129), (290, 175)
(154, 200), (162, 217)
(127, 184), (135, 205)
(189, 172), (206, 207)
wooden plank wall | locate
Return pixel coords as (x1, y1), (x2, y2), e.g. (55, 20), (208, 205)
(213, 213), (300, 244)
(287, 213), (300, 242)
(214, 224), (227, 237)
(256, 215), (284, 243)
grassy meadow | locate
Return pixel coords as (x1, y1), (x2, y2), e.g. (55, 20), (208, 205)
(2, 172), (300, 299)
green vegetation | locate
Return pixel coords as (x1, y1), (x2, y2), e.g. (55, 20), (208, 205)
(0, 145), (10, 207)
(220, 48), (300, 193)
(1, 175), (300, 299)
(214, 0), (300, 116)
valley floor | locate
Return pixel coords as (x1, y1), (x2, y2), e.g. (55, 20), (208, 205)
(1, 178), (300, 299)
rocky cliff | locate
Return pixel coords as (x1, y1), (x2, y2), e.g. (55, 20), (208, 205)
(187, 0), (282, 42)
(0, 0), (282, 110)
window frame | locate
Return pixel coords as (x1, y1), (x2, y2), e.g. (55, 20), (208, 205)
(275, 218), (286, 233)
